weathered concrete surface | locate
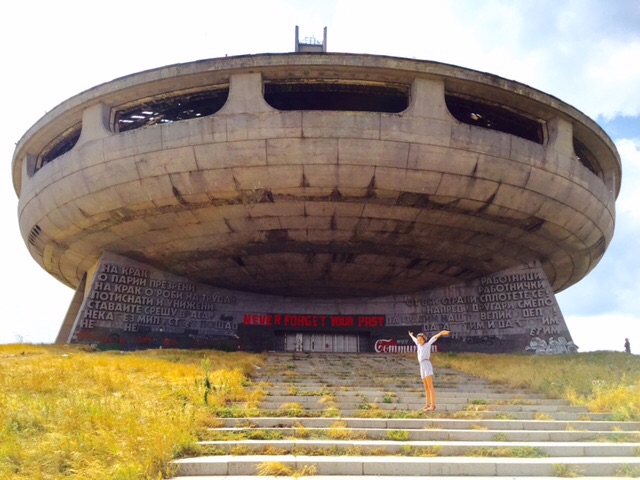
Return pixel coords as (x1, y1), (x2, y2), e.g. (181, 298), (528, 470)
(60, 252), (574, 353)
(13, 53), (620, 342)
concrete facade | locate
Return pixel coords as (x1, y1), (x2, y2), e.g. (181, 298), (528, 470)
(12, 53), (620, 352)
(57, 252), (575, 353)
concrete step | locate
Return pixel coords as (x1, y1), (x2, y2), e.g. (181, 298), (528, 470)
(169, 353), (638, 479)
(172, 477), (635, 480)
(217, 416), (640, 432)
(204, 426), (639, 442)
(257, 388), (561, 398)
(259, 373), (484, 378)
(255, 376), (489, 383)
(260, 390), (564, 402)
(252, 400), (586, 413)
(223, 409), (608, 421)
(255, 383), (535, 393)
(197, 438), (640, 457)
(173, 454), (640, 476)
(256, 369), (475, 375)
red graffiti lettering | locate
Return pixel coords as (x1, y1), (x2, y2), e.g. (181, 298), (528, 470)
(243, 314), (272, 326)
(330, 316), (354, 327)
(358, 316), (384, 327)
(284, 315), (318, 327)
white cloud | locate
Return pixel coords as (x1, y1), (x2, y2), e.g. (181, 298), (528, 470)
(615, 138), (640, 217)
(565, 313), (640, 353)
(331, 1), (640, 120)
(2, 0), (640, 347)
(579, 41), (640, 119)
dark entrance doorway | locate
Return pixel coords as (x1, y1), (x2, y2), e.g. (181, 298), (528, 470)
(280, 332), (364, 353)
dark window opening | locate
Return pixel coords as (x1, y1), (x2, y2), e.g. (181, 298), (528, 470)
(445, 95), (543, 144)
(114, 88), (229, 133)
(38, 126), (81, 171)
(264, 82), (409, 112)
(28, 224), (42, 246)
(573, 138), (601, 177)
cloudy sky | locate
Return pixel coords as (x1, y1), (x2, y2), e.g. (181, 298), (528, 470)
(1, 0), (638, 352)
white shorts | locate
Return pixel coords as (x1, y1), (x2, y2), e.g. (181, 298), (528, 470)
(419, 360), (434, 379)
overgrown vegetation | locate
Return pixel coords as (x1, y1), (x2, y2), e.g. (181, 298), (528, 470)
(278, 402), (305, 416)
(327, 420), (365, 440)
(0, 344), (262, 480)
(382, 392), (396, 403)
(439, 351), (640, 420)
(466, 446), (547, 458)
(256, 461), (317, 477)
(617, 464), (640, 477)
(387, 429), (410, 441)
(3, 345), (639, 479)
(552, 463), (582, 477)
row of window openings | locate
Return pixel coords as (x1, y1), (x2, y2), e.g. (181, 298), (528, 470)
(37, 85), (599, 177)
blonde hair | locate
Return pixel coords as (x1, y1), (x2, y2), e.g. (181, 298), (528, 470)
(416, 333), (427, 341)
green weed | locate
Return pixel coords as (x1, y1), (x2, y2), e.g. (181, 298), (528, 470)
(552, 463), (582, 477)
(400, 445), (440, 456)
(467, 446), (547, 458)
(494, 412), (517, 420)
(617, 463), (640, 477)
(278, 402), (305, 416)
(383, 392), (397, 403)
(387, 429), (410, 441)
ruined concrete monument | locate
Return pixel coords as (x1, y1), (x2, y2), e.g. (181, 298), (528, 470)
(12, 34), (620, 353)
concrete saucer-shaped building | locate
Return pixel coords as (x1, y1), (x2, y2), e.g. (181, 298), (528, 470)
(12, 45), (620, 353)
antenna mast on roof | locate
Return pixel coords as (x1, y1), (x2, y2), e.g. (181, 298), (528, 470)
(295, 25), (327, 53)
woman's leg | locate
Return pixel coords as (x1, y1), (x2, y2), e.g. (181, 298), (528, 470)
(422, 377), (430, 408)
(424, 375), (436, 410)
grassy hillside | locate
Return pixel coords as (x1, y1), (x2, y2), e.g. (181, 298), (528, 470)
(439, 351), (640, 421)
(0, 344), (263, 480)
(1, 344), (638, 479)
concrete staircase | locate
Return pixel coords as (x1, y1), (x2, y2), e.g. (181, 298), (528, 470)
(171, 352), (640, 478)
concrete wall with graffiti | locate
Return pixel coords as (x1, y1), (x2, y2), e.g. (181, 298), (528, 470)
(61, 252), (576, 354)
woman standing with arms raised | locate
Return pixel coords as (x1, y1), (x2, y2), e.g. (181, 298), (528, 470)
(409, 330), (450, 411)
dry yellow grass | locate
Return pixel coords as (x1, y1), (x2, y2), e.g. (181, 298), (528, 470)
(256, 461), (317, 477)
(0, 344), (262, 479)
(438, 351), (640, 420)
(327, 420), (366, 440)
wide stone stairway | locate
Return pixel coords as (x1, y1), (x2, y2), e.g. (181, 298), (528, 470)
(171, 353), (640, 478)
